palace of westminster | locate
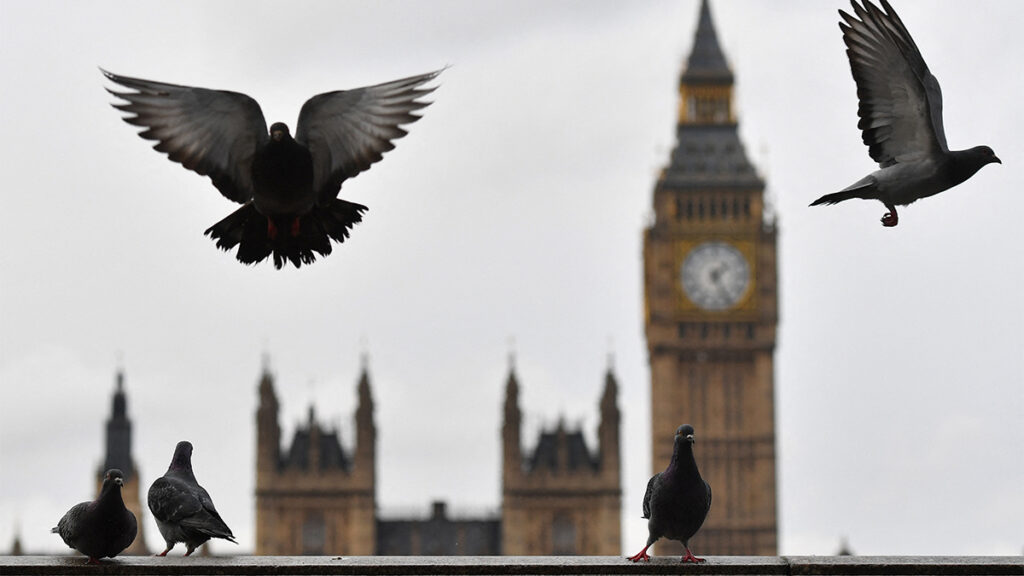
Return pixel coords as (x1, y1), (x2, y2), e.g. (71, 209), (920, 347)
(14, 0), (782, 557)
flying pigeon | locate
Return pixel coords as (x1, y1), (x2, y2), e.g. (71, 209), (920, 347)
(810, 0), (1000, 226)
(52, 468), (138, 564)
(103, 68), (441, 268)
(627, 424), (711, 564)
(149, 441), (237, 556)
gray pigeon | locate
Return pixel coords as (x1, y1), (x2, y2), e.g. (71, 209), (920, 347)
(810, 0), (1000, 226)
(149, 441), (237, 556)
(52, 468), (138, 564)
(627, 424), (711, 563)
(103, 68), (440, 268)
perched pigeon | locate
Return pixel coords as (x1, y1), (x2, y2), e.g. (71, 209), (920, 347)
(149, 441), (237, 556)
(627, 424), (711, 564)
(103, 68), (441, 268)
(810, 0), (999, 226)
(52, 468), (138, 564)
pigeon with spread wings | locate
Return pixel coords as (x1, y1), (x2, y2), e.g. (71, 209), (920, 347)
(810, 0), (999, 226)
(104, 68), (441, 267)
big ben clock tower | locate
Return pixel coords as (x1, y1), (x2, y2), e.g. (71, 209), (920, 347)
(643, 0), (778, 555)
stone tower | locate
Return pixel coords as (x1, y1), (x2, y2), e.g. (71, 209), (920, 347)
(501, 357), (621, 555)
(96, 370), (148, 555)
(642, 0), (779, 555)
(254, 358), (376, 555)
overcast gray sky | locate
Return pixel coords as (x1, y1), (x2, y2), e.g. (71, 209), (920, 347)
(1, 0), (1021, 558)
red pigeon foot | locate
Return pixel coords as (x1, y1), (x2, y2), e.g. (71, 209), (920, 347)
(682, 548), (706, 563)
(881, 210), (898, 227)
(627, 546), (651, 562)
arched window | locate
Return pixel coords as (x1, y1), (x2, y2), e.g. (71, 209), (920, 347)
(552, 513), (577, 555)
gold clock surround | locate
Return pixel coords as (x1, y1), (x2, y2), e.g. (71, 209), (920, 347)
(674, 239), (757, 315)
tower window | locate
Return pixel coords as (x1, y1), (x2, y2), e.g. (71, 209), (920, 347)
(732, 198), (740, 219)
(698, 200), (705, 220)
(301, 512), (326, 555)
(552, 514), (577, 555)
(743, 198), (751, 218)
(686, 199), (693, 220)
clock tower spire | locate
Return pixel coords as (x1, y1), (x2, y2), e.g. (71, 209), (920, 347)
(643, 0), (778, 555)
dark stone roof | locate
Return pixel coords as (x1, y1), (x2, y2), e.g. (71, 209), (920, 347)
(660, 124), (763, 190)
(527, 428), (598, 474)
(376, 501), (501, 555)
(681, 0), (734, 86)
(281, 425), (351, 472)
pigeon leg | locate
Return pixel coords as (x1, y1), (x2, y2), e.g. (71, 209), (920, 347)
(881, 204), (899, 227)
(184, 545), (196, 557)
(627, 544), (652, 562)
(86, 557), (101, 565)
(681, 546), (706, 563)
(267, 218), (279, 240)
(290, 216), (301, 237)
(156, 548), (170, 557)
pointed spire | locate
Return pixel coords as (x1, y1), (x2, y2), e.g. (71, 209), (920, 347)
(681, 0), (733, 85)
(10, 520), (22, 556)
(504, 350), (519, 401)
(357, 354), (373, 411)
(102, 369), (133, 481)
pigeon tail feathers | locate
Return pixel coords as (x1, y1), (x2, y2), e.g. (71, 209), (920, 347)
(204, 199), (367, 269)
(810, 175), (877, 206)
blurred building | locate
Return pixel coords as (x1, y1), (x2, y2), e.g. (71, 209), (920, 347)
(501, 359), (621, 555)
(376, 501), (500, 555)
(254, 360), (376, 555)
(643, 0), (779, 555)
(253, 355), (620, 555)
(97, 371), (149, 555)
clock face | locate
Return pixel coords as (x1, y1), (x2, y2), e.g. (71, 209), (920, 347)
(680, 241), (751, 310)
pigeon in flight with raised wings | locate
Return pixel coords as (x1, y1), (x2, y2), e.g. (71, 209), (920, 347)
(104, 68), (441, 267)
(810, 0), (999, 226)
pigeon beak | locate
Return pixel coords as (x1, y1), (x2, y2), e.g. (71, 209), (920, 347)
(272, 130), (284, 142)
(686, 434), (695, 444)
(114, 477), (123, 487)
(993, 156), (1002, 164)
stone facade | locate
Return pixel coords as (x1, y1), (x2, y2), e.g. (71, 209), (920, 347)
(643, 0), (779, 555)
(501, 361), (621, 555)
(254, 362), (376, 555)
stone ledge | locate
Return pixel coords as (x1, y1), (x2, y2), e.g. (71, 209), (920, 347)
(0, 556), (1020, 576)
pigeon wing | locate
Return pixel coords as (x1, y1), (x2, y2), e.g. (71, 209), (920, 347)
(641, 473), (660, 519)
(54, 502), (89, 546)
(191, 484), (236, 540)
(294, 69), (441, 204)
(103, 69), (268, 203)
(148, 477), (202, 524)
(840, 0), (947, 168)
